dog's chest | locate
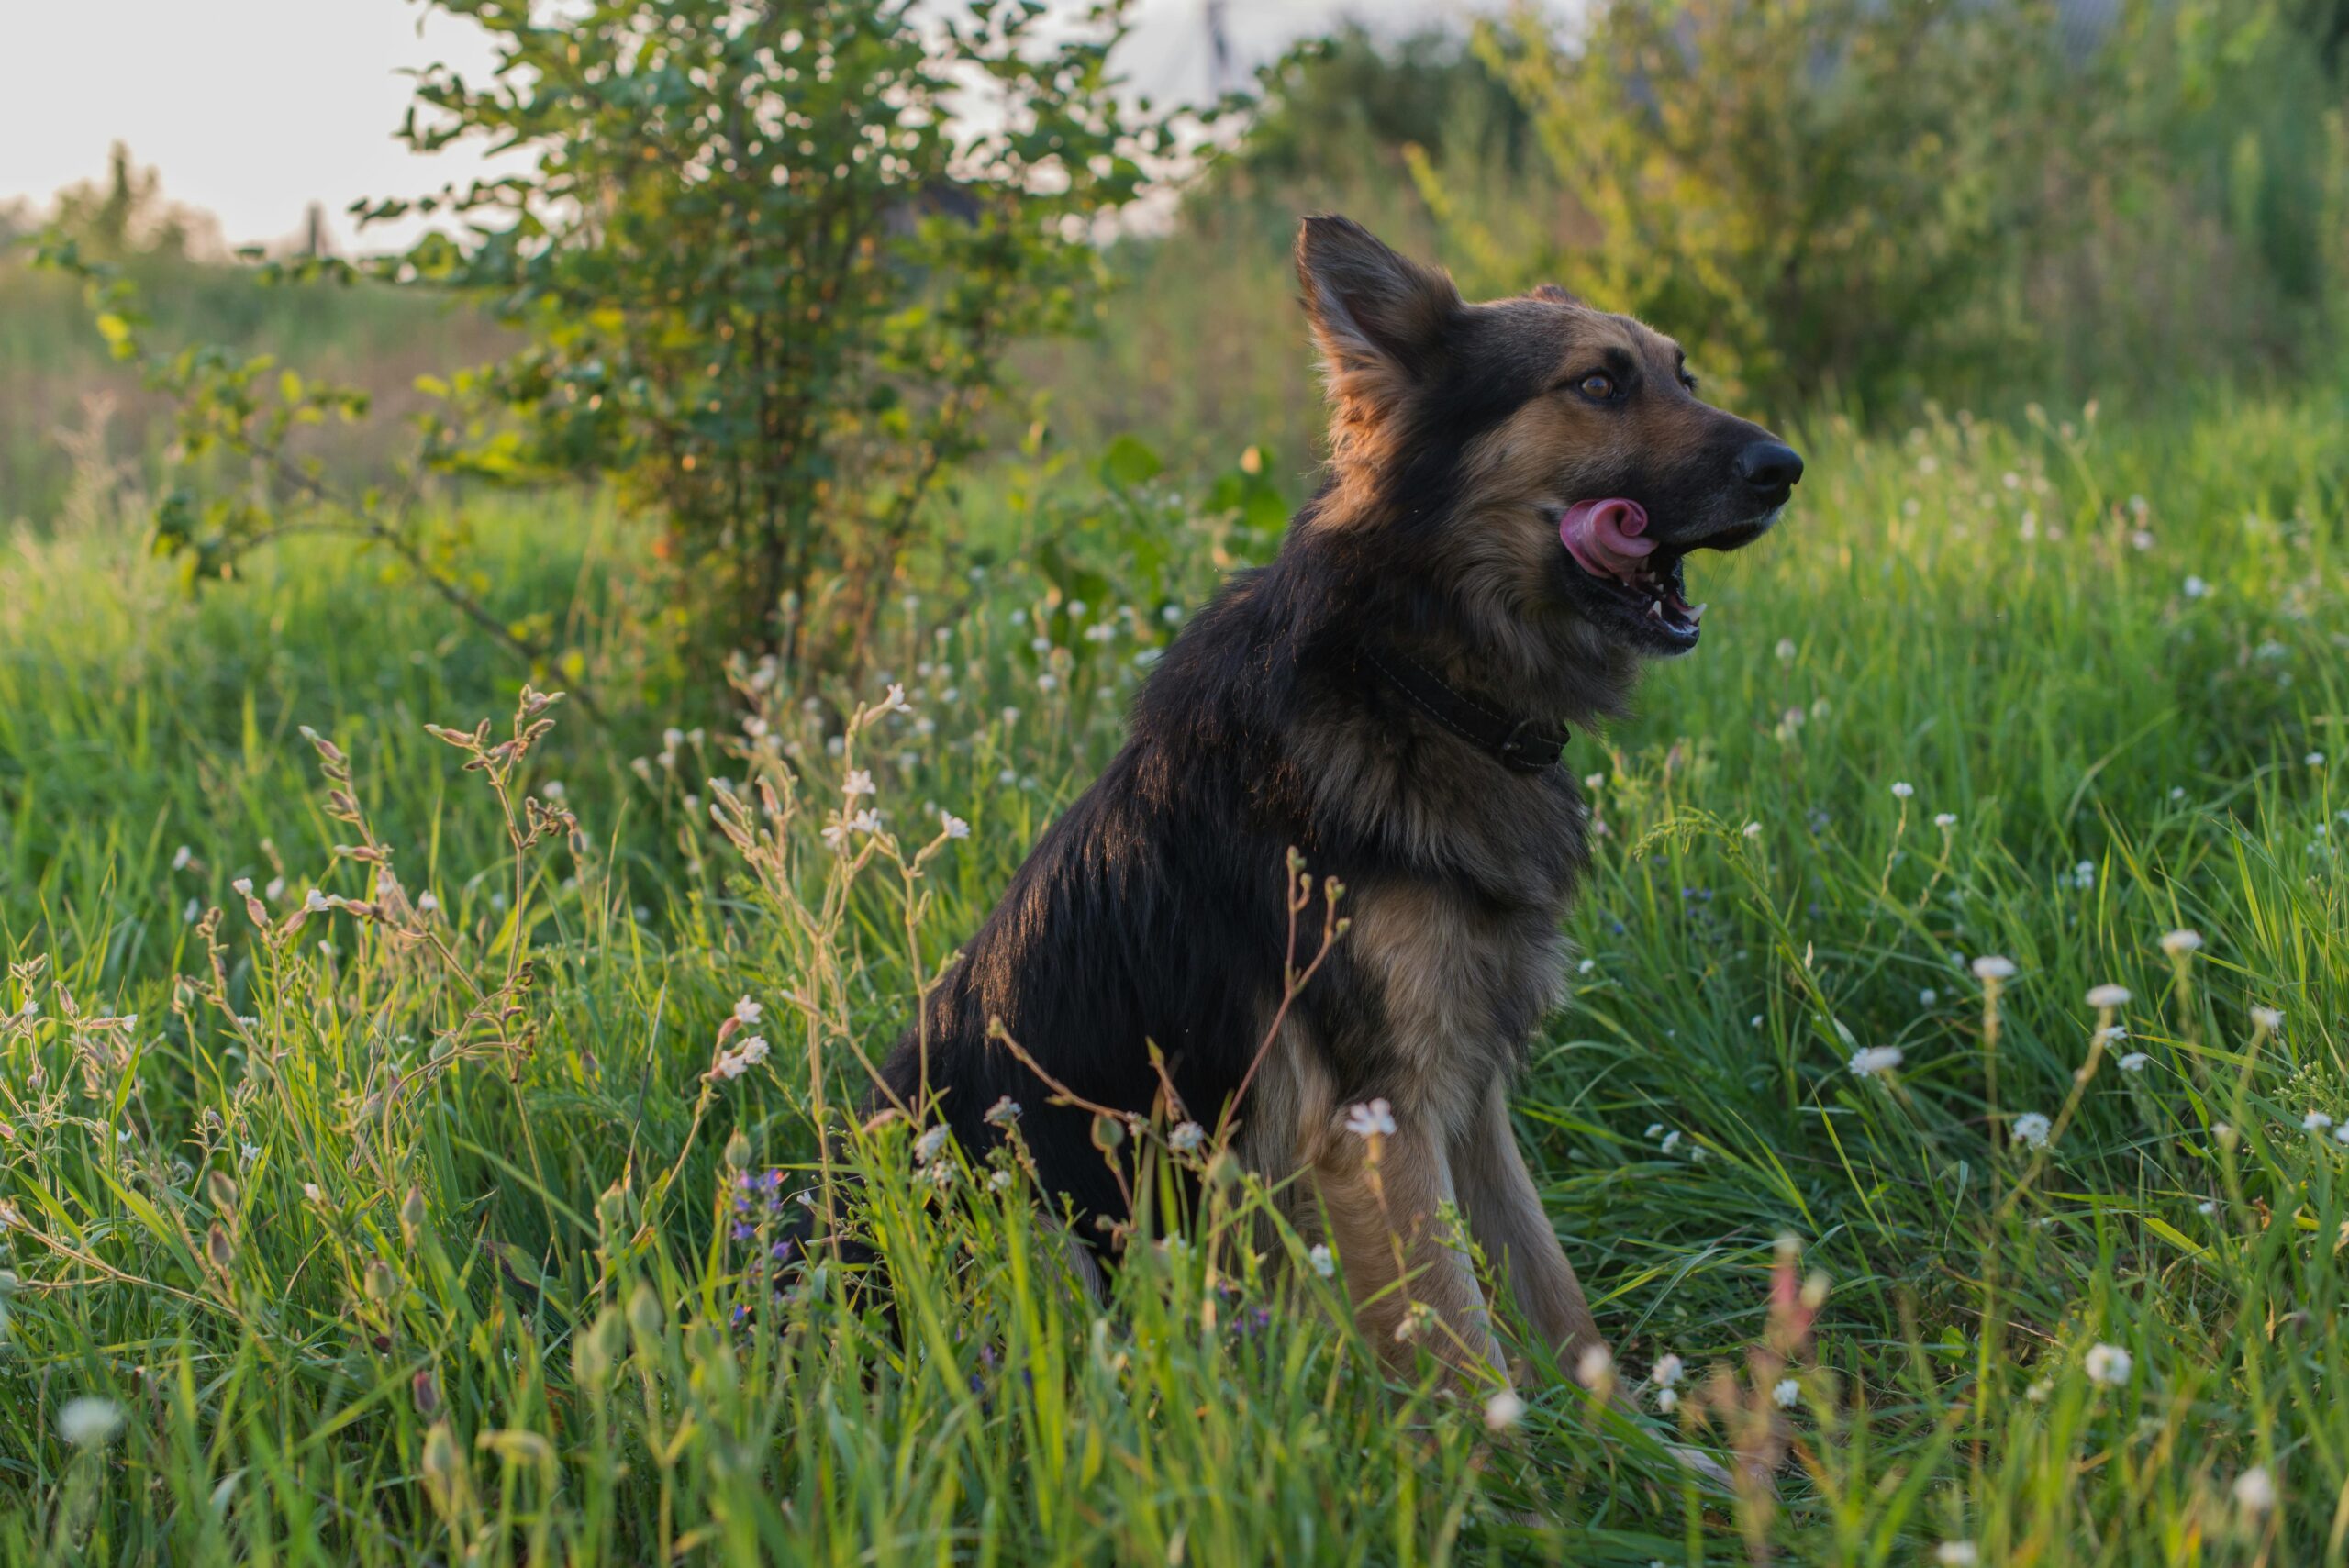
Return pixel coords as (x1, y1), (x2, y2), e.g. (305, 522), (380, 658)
(1343, 878), (1573, 1132)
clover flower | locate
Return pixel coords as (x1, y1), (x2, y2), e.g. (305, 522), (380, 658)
(2011, 1112), (2053, 1150)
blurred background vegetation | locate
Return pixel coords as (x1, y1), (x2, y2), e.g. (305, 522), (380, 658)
(6, 0), (2343, 525)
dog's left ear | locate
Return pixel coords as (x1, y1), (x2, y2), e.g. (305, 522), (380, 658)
(1297, 216), (1462, 418)
(1529, 283), (1586, 306)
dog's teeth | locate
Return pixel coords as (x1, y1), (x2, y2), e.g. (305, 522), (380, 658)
(1690, 603), (1707, 623)
(1646, 600), (1664, 621)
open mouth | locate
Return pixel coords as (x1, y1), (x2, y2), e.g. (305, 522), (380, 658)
(1556, 499), (1775, 653)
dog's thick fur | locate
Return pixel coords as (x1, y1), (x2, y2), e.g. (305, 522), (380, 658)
(868, 217), (1798, 1386)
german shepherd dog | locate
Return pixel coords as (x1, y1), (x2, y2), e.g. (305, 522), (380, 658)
(866, 216), (1800, 1390)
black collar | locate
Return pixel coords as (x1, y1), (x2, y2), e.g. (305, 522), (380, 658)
(1362, 648), (1570, 774)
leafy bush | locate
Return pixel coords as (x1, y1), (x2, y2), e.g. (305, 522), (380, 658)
(35, 1), (1175, 688)
(1455, 0), (2346, 411)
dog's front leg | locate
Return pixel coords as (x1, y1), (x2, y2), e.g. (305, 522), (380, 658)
(1311, 1110), (1508, 1388)
(1452, 1080), (1605, 1373)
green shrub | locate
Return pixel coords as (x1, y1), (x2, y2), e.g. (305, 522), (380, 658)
(34, 1), (1178, 688)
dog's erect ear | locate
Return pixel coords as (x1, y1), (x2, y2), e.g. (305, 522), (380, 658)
(1296, 216), (1461, 416)
(1529, 282), (1586, 307)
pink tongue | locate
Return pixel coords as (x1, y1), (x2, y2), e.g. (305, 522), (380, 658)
(1559, 498), (1653, 583)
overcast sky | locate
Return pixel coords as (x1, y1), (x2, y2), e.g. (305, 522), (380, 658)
(1, 0), (1490, 251)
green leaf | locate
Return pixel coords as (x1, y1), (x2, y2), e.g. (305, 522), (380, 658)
(1097, 434), (1163, 490)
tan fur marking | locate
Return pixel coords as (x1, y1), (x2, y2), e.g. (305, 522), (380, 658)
(1311, 1106), (1507, 1388)
(1450, 1078), (1604, 1366)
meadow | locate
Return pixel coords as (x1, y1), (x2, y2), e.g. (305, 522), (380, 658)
(3, 325), (2345, 1563)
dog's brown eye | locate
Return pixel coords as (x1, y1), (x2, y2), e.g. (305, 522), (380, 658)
(1576, 373), (1615, 401)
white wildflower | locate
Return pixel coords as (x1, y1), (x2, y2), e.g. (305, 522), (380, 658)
(1971, 955), (2017, 981)
(734, 1035), (769, 1069)
(2011, 1112), (2054, 1150)
(1742, 821), (1762, 839)
(988, 1169), (1015, 1192)
(1652, 1353), (1685, 1388)
(1167, 1121), (1206, 1153)
(1934, 812), (1957, 829)
(1575, 1342), (1614, 1392)
(1656, 1387), (1679, 1414)
(844, 770), (876, 798)
(2117, 1052), (2149, 1073)
(303, 1183), (324, 1203)
(1891, 781), (1915, 799)
(56, 1396), (124, 1448)
(940, 812), (971, 840)
(2251, 1006), (2284, 1031)
(171, 845), (193, 871)
(2182, 574), (2209, 599)
(732, 995), (763, 1027)
(1933, 1544), (1979, 1568)
(2085, 984), (2131, 1009)
(915, 1124), (953, 1165)
(2308, 752), (2327, 768)
(1308, 1243), (1336, 1279)
(2159, 929), (2203, 957)
(305, 889), (331, 914)
(2302, 1110), (2333, 1133)
(1772, 1377), (1799, 1409)
(1850, 1045), (1904, 1077)
(2232, 1467), (2277, 1514)
(1344, 1099), (1396, 1140)
(1484, 1389), (1526, 1432)
(2083, 1342), (2132, 1387)
(983, 1095), (1021, 1126)
(1920, 988), (1939, 1006)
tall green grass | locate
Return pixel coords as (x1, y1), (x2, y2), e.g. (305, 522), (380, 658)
(1, 381), (2344, 1562)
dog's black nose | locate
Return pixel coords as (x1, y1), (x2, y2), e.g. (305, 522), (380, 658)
(1737, 441), (1804, 500)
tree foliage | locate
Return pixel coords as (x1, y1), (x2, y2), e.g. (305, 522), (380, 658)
(34, 1), (1173, 691)
(365, 0), (1168, 670)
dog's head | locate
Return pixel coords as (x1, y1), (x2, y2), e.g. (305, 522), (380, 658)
(1297, 215), (1799, 659)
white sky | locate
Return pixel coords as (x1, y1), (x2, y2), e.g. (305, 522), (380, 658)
(0, 0), (1486, 251)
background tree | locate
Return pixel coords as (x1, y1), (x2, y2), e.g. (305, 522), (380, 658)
(370, 0), (1170, 674)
